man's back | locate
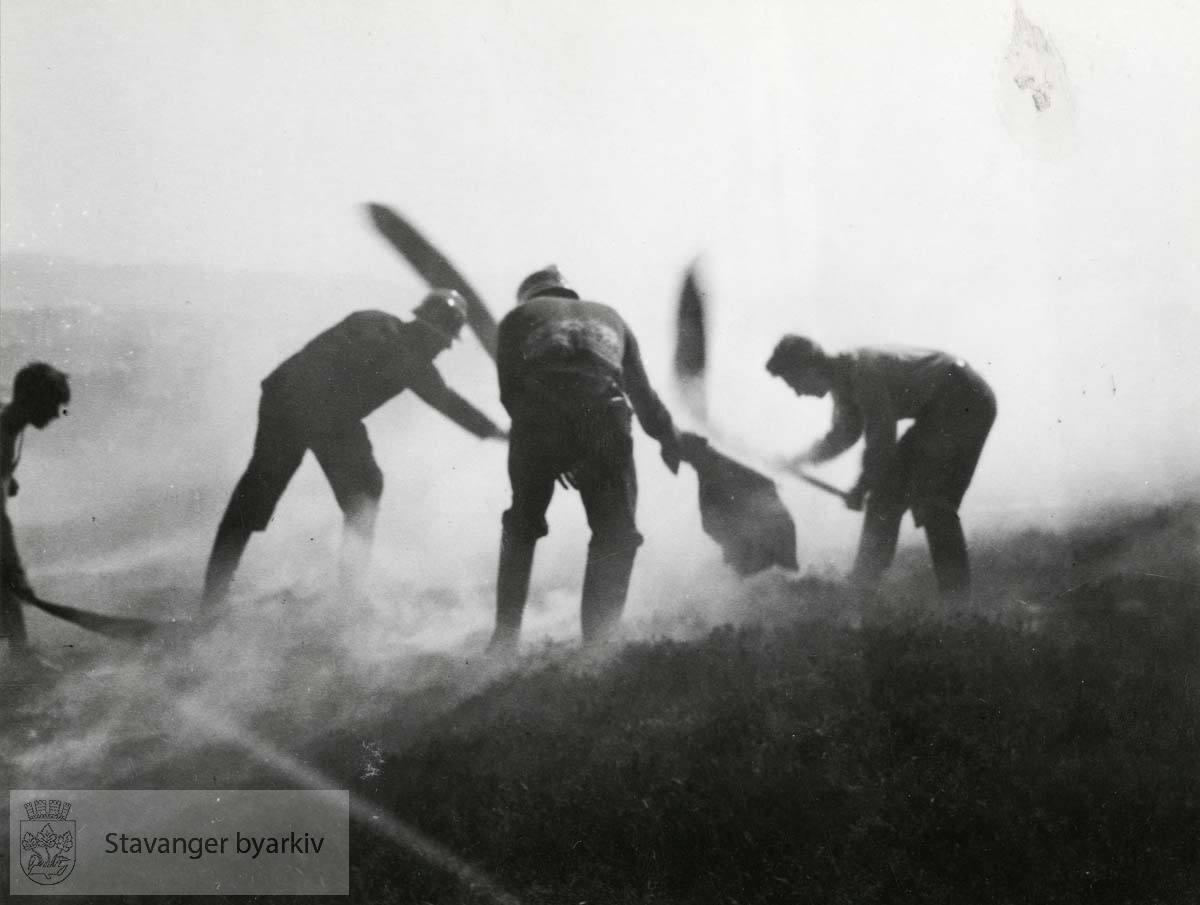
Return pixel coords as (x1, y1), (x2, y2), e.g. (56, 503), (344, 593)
(497, 298), (631, 399)
(497, 296), (675, 445)
(837, 346), (968, 423)
(264, 310), (434, 425)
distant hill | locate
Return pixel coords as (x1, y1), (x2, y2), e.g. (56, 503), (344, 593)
(1, 253), (412, 386)
(0, 253), (407, 313)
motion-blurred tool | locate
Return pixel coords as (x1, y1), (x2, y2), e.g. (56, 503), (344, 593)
(671, 264), (800, 574)
(365, 203), (499, 358)
(17, 589), (180, 641)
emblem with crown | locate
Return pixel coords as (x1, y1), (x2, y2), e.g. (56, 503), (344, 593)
(25, 799), (72, 821)
(19, 798), (76, 886)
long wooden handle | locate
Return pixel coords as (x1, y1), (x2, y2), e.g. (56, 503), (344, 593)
(19, 590), (176, 640)
(366, 203), (500, 359)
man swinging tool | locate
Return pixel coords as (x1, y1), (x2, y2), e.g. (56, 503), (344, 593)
(488, 266), (683, 655)
(2, 363), (70, 669)
(767, 336), (996, 607)
(203, 289), (506, 608)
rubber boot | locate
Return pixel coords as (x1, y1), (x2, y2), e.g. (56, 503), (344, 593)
(579, 543), (637, 648)
(924, 510), (971, 611)
(202, 515), (253, 609)
(487, 530), (536, 657)
(849, 498), (904, 592)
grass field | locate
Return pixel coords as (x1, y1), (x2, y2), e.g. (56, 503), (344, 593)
(252, 503), (1200, 903)
(6, 502), (1199, 904)
(342, 508), (1199, 904)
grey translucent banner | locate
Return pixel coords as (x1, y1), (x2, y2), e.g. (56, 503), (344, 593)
(10, 789), (349, 896)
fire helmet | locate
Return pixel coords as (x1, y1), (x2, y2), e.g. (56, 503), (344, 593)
(412, 288), (469, 342)
(516, 265), (578, 303)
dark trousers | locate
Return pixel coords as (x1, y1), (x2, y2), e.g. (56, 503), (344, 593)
(0, 590), (25, 647)
(492, 378), (643, 650)
(1, 508), (28, 645)
(203, 394), (384, 606)
(852, 366), (996, 606)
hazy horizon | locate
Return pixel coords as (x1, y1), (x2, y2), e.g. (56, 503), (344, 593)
(3, 1), (1199, 619)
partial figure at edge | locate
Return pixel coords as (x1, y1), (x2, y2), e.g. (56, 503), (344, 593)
(2, 363), (71, 669)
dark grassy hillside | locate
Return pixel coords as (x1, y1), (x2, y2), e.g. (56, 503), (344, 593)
(350, 598), (1198, 903)
(6, 504), (1198, 903)
(300, 504), (1200, 904)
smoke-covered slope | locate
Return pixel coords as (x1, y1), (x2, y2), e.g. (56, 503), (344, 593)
(3, 257), (1198, 903)
(4, 502), (1198, 904)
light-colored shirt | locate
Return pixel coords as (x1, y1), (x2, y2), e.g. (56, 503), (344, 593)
(806, 346), (967, 490)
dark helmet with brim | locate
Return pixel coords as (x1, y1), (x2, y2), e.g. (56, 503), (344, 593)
(413, 288), (469, 342)
(516, 264), (579, 303)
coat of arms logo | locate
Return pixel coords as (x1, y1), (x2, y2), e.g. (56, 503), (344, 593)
(19, 798), (76, 885)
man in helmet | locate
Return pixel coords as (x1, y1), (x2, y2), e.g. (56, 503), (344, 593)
(766, 336), (996, 608)
(203, 289), (506, 607)
(2, 363), (71, 663)
(487, 265), (683, 655)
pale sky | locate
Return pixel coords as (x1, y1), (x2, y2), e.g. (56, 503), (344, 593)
(3, 0), (1199, 521)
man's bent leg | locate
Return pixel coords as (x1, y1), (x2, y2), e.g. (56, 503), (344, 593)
(203, 407), (305, 609)
(1, 510), (29, 646)
(490, 431), (556, 656)
(489, 528), (538, 655)
(850, 495), (905, 591)
(580, 540), (638, 647)
(907, 374), (994, 611)
(203, 506), (254, 608)
(338, 495), (380, 596)
(578, 424), (641, 648)
(923, 508), (971, 609)
(312, 423), (384, 596)
(0, 589), (28, 648)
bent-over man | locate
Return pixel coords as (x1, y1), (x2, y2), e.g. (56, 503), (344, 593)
(767, 336), (996, 607)
(489, 265), (682, 654)
(204, 289), (505, 607)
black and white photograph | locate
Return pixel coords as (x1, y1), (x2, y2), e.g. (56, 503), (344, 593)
(2, 1), (1198, 902)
